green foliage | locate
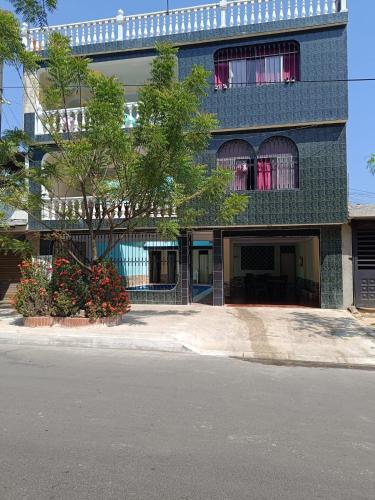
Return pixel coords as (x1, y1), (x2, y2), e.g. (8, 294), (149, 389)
(13, 260), (51, 317)
(368, 154), (375, 175)
(0, 9), (38, 70)
(51, 257), (88, 317)
(0, 235), (32, 257)
(41, 33), (89, 113)
(8, 0), (57, 26)
(85, 262), (130, 319)
(20, 36), (246, 271)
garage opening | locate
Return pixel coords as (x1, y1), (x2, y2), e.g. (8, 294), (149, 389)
(223, 236), (320, 306)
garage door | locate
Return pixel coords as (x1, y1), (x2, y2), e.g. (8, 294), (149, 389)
(353, 224), (375, 308)
(0, 252), (22, 301)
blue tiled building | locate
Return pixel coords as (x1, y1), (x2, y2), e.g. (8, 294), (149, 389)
(24, 0), (349, 308)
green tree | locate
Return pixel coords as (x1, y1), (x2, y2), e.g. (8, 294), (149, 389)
(368, 155), (375, 175)
(0, 7), (42, 256)
(8, 0), (57, 26)
(20, 35), (247, 270)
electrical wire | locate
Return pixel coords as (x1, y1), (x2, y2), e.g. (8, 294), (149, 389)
(1, 77), (375, 89)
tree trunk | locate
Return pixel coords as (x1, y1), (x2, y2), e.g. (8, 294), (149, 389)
(91, 234), (98, 266)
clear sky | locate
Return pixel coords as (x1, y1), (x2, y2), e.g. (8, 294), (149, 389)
(1, 0), (374, 203)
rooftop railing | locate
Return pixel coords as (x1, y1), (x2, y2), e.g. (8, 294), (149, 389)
(34, 103), (139, 135)
(22, 0), (348, 52)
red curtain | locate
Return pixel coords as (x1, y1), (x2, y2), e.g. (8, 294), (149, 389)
(257, 159), (272, 190)
(283, 53), (300, 81)
(215, 62), (229, 87)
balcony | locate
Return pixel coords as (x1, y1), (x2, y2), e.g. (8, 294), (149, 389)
(34, 102), (139, 135)
(41, 197), (177, 222)
(22, 0), (348, 52)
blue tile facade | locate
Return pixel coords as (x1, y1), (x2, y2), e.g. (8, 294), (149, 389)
(178, 26), (348, 129)
(26, 12), (348, 308)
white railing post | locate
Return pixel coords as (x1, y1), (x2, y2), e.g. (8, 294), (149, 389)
(116, 9), (125, 41)
(220, 0), (227, 28)
(340, 0), (348, 12)
(21, 22), (29, 49)
(41, 187), (50, 220)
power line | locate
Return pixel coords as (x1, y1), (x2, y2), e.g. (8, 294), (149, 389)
(2, 77), (375, 90)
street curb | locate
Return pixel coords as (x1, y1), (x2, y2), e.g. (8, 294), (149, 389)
(0, 333), (191, 354)
(233, 356), (375, 371)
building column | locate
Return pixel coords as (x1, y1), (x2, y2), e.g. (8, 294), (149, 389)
(213, 229), (224, 306)
(320, 226), (344, 309)
(179, 231), (190, 305)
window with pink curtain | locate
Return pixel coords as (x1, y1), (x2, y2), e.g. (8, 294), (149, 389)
(215, 62), (229, 88)
(217, 140), (255, 191)
(257, 137), (299, 191)
(215, 42), (300, 88)
(257, 159), (272, 190)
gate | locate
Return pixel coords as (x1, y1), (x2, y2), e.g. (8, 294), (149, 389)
(39, 232), (182, 305)
(353, 223), (375, 308)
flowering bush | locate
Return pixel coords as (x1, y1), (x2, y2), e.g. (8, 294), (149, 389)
(13, 257), (130, 321)
(85, 261), (130, 319)
(51, 258), (88, 317)
(13, 260), (51, 317)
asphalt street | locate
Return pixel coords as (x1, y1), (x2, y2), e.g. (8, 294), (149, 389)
(0, 345), (374, 499)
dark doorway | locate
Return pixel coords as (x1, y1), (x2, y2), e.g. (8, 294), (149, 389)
(224, 236), (320, 306)
(167, 251), (177, 283)
(150, 251), (162, 283)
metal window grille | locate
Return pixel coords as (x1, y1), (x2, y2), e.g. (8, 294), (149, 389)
(241, 246), (275, 271)
(38, 232), (180, 289)
(214, 41), (300, 88)
(357, 230), (375, 270)
(257, 137), (299, 190)
(217, 140), (256, 191)
(217, 137), (299, 191)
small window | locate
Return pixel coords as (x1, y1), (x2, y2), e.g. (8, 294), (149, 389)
(149, 249), (177, 284)
(40, 239), (54, 256)
(214, 42), (300, 89)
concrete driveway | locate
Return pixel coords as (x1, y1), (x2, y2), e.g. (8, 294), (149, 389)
(0, 302), (374, 366)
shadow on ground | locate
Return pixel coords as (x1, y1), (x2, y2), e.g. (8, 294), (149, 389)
(290, 311), (374, 340)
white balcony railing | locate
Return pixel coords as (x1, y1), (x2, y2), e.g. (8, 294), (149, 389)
(41, 197), (177, 221)
(34, 103), (139, 135)
(22, 0), (348, 52)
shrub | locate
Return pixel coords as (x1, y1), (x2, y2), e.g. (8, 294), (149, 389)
(13, 260), (51, 317)
(51, 258), (88, 317)
(85, 261), (130, 319)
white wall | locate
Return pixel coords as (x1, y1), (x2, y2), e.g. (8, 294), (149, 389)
(342, 224), (354, 308)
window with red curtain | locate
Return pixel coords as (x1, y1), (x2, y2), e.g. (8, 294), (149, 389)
(214, 42), (300, 89)
(257, 137), (299, 191)
(217, 140), (256, 191)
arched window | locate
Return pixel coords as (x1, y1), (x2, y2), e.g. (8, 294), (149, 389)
(217, 140), (256, 191)
(257, 137), (299, 190)
(214, 41), (300, 89)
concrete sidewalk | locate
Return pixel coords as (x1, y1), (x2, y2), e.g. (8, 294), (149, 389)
(0, 302), (374, 367)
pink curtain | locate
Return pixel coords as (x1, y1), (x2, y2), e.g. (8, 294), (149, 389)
(257, 159), (271, 191)
(215, 62), (229, 88)
(283, 54), (300, 81)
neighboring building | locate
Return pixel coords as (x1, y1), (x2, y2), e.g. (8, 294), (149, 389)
(342, 205), (375, 310)
(0, 61), (28, 301)
(23, 0), (349, 308)
(0, 164), (28, 302)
